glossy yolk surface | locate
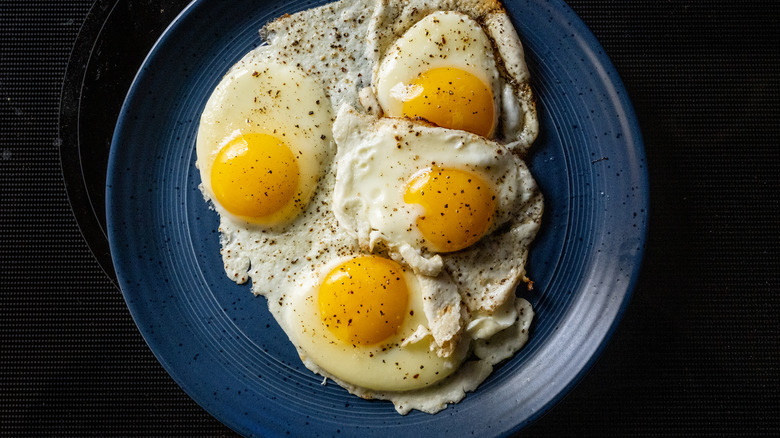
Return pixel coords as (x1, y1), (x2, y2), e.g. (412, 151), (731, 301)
(401, 67), (494, 137)
(211, 133), (299, 219)
(404, 167), (496, 252)
(318, 256), (410, 346)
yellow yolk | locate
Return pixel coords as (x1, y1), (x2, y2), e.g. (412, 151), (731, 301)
(404, 167), (496, 252)
(401, 67), (494, 137)
(318, 256), (409, 346)
(210, 133), (300, 220)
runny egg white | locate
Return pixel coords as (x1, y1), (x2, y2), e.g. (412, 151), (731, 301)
(195, 0), (543, 415)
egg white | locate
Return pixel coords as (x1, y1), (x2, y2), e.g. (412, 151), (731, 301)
(195, 0), (541, 415)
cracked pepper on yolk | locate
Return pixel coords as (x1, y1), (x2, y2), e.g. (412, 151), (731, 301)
(210, 133), (300, 220)
(401, 67), (495, 137)
(318, 256), (410, 346)
(404, 166), (496, 252)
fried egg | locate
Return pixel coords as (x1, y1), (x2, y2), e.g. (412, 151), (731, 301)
(332, 106), (538, 274)
(367, 1), (539, 151)
(196, 49), (333, 227)
(373, 11), (500, 138)
(286, 255), (469, 391)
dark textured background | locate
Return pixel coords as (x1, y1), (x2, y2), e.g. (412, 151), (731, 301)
(1, 0), (778, 436)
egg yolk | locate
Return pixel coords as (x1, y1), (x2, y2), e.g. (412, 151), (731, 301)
(318, 256), (409, 346)
(400, 67), (494, 137)
(210, 133), (299, 220)
(404, 167), (496, 252)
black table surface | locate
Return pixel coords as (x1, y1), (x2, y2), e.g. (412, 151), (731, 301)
(1, 0), (778, 436)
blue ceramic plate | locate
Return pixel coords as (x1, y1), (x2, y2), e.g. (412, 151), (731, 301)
(108, 0), (647, 436)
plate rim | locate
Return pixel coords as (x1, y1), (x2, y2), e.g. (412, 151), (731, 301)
(107, 0), (649, 435)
